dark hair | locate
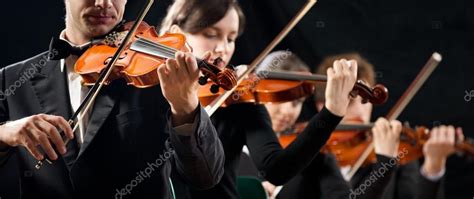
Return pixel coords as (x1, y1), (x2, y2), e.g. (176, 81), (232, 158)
(160, 0), (245, 35)
(314, 53), (376, 103)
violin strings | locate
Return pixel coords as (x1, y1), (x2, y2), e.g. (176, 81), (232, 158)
(131, 37), (213, 71)
(136, 38), (209, 67)
(132, 38), (176, 59)
(135, 38), (177, 57)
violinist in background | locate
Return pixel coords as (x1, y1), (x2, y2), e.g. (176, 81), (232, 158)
(254, 51), (402, 199)
(312, 53), (463, 199)
(159, 0), (359, 198)
(0, 0), (225, 198)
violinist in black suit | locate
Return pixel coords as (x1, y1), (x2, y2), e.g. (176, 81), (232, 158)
(0, 0), (224, 198)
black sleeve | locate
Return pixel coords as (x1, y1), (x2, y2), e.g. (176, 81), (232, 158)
(417, 170), (444, 199)
(394, 161), (419, 199)
(168, 106), (225, 190)
(0, 67), (13, 167)
(245, 105), (342, 185)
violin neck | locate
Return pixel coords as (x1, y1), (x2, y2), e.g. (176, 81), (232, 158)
(456, 139), (474, 156)
(263, 71), (327, 83)
(334, 123), (374, 131)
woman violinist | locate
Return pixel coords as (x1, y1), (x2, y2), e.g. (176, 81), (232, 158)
(159, 0), (358, 198)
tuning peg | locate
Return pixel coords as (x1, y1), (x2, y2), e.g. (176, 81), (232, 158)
(210, 84), (220, 94)
(198, 75), (209, 85)
(213, 57), (223, 65)
(226, 64), (236, 70)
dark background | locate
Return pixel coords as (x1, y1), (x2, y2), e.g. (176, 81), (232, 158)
(1, 0), (473, 198)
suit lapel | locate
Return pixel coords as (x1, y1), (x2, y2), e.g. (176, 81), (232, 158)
(29, 57), (120, 167)
(29, 59), (72, 120)
(78, 82), (119, 156)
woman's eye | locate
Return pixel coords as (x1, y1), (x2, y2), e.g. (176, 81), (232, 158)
(203, 32), (218, 39)
(292, 101), (302, 107)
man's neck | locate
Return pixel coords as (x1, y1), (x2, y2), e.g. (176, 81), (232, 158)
(64, 28), (90, 46)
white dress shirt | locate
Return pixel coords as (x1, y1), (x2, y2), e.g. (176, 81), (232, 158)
(59, 31), (91, 146)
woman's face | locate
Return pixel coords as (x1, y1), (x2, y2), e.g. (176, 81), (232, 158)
(183, 7), (240, 66)
(265, 99), (304, 133)
(342, 96), (373, 124)
(316, 96), (372, 124)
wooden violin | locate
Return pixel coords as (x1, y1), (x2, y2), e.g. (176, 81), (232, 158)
(198, 70), (389, 107)
(75, 21), (237, 91)
(199, 73), (315, 107)
(279, 121), (474, 167)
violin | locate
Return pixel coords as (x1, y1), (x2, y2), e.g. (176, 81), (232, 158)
(198, 70), (389, 107)
(199, 73), (315, 107)
(279, 121), (474, 166)
(75, 21), (237, 91)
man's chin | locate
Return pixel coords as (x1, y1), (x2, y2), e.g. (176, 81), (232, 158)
(88, 25), (116, 38)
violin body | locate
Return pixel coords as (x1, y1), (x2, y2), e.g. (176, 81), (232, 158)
(322, 130), (377, 167)
(279, 125), (377, 167)
(75, 22), (188, 88)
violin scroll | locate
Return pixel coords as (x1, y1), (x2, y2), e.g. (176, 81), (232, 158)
(352, 80), (389, 105)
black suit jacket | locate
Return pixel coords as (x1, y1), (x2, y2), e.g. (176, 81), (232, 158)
(0, 52), (224, 198)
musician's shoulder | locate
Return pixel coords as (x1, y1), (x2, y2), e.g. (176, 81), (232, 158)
(2, 51), (59, 75)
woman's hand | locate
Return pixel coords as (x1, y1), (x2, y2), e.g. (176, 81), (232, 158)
(372, 117), (402, 158)
(324, 59), (358, 117)
(422, 126), (462, 175)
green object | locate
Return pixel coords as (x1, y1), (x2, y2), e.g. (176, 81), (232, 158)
(237, 176), (269, 199)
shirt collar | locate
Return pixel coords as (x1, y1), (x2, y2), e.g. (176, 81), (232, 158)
(59, 30), (79, 73)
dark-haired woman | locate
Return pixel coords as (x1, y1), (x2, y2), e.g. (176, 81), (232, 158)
(159, 0), (357, 198)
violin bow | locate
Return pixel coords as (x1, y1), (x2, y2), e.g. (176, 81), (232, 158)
(204, 0), (318, 116)
(35, 0), (155, 169)
(345, 52), (442, 179)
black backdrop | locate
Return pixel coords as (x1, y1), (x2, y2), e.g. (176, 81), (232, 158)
(1, 0), (473, 198)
